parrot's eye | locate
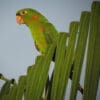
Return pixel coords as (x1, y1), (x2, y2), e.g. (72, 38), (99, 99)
(20, 10), (27, 15)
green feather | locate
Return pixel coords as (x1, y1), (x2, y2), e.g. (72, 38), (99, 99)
(16, 8), (59, 54)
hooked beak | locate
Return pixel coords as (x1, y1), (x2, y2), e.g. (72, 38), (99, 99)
(16, 14), (24, 24)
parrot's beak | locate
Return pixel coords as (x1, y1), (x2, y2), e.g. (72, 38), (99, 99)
(16, 15), (24, 24)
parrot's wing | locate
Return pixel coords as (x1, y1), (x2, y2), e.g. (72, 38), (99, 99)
(42, 22), (59, 44)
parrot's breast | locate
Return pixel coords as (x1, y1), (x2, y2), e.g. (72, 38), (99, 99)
(29, 22), (48, 54)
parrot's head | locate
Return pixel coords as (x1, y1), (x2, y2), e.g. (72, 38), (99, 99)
(16, 8), (48, 25)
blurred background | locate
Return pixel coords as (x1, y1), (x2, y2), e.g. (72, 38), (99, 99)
(0, 0), (99, 100)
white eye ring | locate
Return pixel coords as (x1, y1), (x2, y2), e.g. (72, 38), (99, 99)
(20, 10), (27, 15)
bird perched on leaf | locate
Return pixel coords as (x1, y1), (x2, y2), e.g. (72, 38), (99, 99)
(16, 8), (83, 94)
(16, 8), (58, 55)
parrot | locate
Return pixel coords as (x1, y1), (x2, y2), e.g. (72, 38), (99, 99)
(16, 8), (58, 55)
(16, 8), (83, 94)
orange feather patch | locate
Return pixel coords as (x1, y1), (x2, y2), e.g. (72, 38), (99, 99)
(40, 26), (45, 32)
(32, 13), (39, 21)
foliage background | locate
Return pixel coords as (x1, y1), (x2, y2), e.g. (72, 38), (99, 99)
(0, 0), (100, 100)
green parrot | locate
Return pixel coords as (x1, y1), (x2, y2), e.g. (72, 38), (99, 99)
(16, 8), (58, 55)
(16, 8), (83, 94)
